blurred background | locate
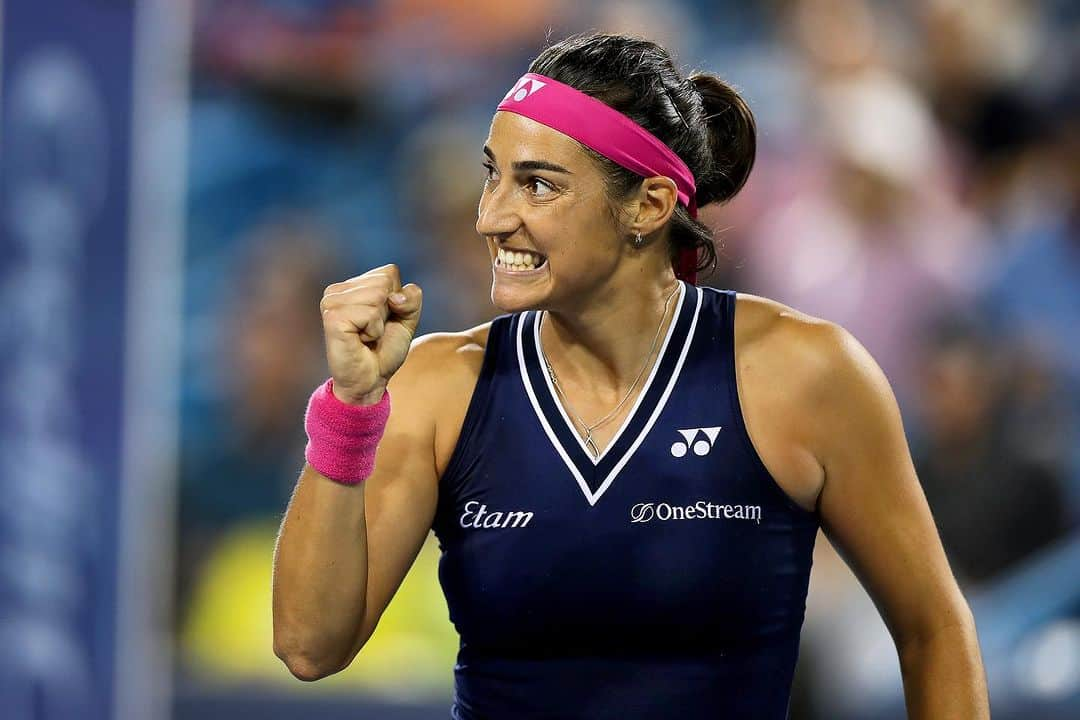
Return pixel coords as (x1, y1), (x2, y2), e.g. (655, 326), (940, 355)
(1, 0), (1078, 718)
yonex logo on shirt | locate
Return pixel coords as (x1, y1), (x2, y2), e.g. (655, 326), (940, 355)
(459, 500), (534, 529)
(630, 500), (762, 524)
(503, 77), (547, 103)
(670, 427), (722, 457)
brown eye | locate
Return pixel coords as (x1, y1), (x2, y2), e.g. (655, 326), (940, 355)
(527, 177), (556, 198)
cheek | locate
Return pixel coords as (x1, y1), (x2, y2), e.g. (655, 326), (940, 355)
(543, 239), (619, 286)
(539, 197), (617, 260)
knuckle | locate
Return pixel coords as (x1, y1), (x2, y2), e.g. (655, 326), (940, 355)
(382, 264), (401, 286)
(359, 273), (391, 293)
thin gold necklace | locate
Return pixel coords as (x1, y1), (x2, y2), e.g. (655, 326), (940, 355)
(540, 282), (680, 459)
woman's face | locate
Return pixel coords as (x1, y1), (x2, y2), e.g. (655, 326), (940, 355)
(477, 111), (624, 313)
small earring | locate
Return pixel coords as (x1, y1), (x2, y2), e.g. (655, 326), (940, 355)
(633, 231), (645, 248)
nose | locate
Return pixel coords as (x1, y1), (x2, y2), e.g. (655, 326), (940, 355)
(476, 183), (519, 239)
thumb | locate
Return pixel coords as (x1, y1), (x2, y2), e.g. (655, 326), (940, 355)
(388, 283), (423, 334)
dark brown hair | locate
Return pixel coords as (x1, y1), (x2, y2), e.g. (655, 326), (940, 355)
(528, 33), (756, 277)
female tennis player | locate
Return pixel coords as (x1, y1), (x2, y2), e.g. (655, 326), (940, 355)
(272, 33), (990, 719)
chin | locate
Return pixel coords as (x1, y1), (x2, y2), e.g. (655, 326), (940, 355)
(490, 287), (537, 313)
(490, 277), (548, 313)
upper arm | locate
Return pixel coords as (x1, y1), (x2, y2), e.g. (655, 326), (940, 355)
(350, 332), (468, 650)
(807, 324), (974, 646)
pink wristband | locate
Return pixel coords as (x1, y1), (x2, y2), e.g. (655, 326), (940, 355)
(304, 378), (391, 485)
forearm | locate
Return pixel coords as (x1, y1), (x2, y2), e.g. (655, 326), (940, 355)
(272, 463), (369, 678)
(898, 619), (990, 720)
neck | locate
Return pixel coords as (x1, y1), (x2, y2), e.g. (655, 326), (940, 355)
(541, 270), (682, 393)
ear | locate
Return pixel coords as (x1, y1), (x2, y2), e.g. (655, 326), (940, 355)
(629, 176), (679, 236)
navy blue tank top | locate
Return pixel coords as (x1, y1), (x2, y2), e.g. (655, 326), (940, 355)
(431, 284), (819, 719)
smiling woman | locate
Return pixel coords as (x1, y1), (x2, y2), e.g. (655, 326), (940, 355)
(271, 31), (990, 720)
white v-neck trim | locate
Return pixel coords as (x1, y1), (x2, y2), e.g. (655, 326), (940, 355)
(534, 281), (687, 465)
(516, 284), (703, 506)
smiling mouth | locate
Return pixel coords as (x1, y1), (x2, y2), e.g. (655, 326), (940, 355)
(495, 247), (547, 272)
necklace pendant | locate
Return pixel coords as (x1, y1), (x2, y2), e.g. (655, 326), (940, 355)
(537, 282), (678, 464)
(583, 429), (599, 459)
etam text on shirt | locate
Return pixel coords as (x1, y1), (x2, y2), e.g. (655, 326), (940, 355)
(459, 500), (534, 529)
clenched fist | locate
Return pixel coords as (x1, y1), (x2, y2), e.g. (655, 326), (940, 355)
(319, 264), (423, 405)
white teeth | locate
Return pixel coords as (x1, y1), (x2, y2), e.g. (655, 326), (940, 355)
(495, 248), (544, 271)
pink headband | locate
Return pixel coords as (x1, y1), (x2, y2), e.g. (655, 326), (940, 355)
(496, 73), (699, 284)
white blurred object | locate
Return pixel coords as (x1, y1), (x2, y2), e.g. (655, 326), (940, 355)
(819, 68), (940, 190)
(1013, 619), (1080, 700)
(922, 0), (1044, 84)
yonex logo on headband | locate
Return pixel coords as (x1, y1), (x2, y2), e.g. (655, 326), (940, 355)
(503, 77), (548, 103)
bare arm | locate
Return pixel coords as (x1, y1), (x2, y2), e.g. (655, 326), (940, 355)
(272, 264), (445, 681)
(271, 357), (438, 680)
(806, 323), (990, 718)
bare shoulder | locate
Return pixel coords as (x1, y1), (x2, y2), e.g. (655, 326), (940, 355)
(732, 293), (886, 512)
(390, 321), (493, 477)
(734, 293), (894, 408)
(399, 322), (491, 379)
(733, 293), (859, 387)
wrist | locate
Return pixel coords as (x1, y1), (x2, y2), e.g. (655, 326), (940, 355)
(331, 379), (387, 407)
(305, 378), (392, 484)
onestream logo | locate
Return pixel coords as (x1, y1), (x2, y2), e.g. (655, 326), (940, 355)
(630, 500), (763, 524)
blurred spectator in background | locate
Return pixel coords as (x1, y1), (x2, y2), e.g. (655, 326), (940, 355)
(913, 0), (1057, 236)
(177, 218), (339, 622)
(187, 0), (408, 301)
(737, 0), (984, 404)
(913, 313), (1072, 584)
(977, 73), (1080, 514)
(195, 0), (378, 113)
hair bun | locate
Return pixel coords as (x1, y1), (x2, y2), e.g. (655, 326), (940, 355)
(687, 73), (757, 207)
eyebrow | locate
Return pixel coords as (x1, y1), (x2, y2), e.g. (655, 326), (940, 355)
(483, 145), (572, 175)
